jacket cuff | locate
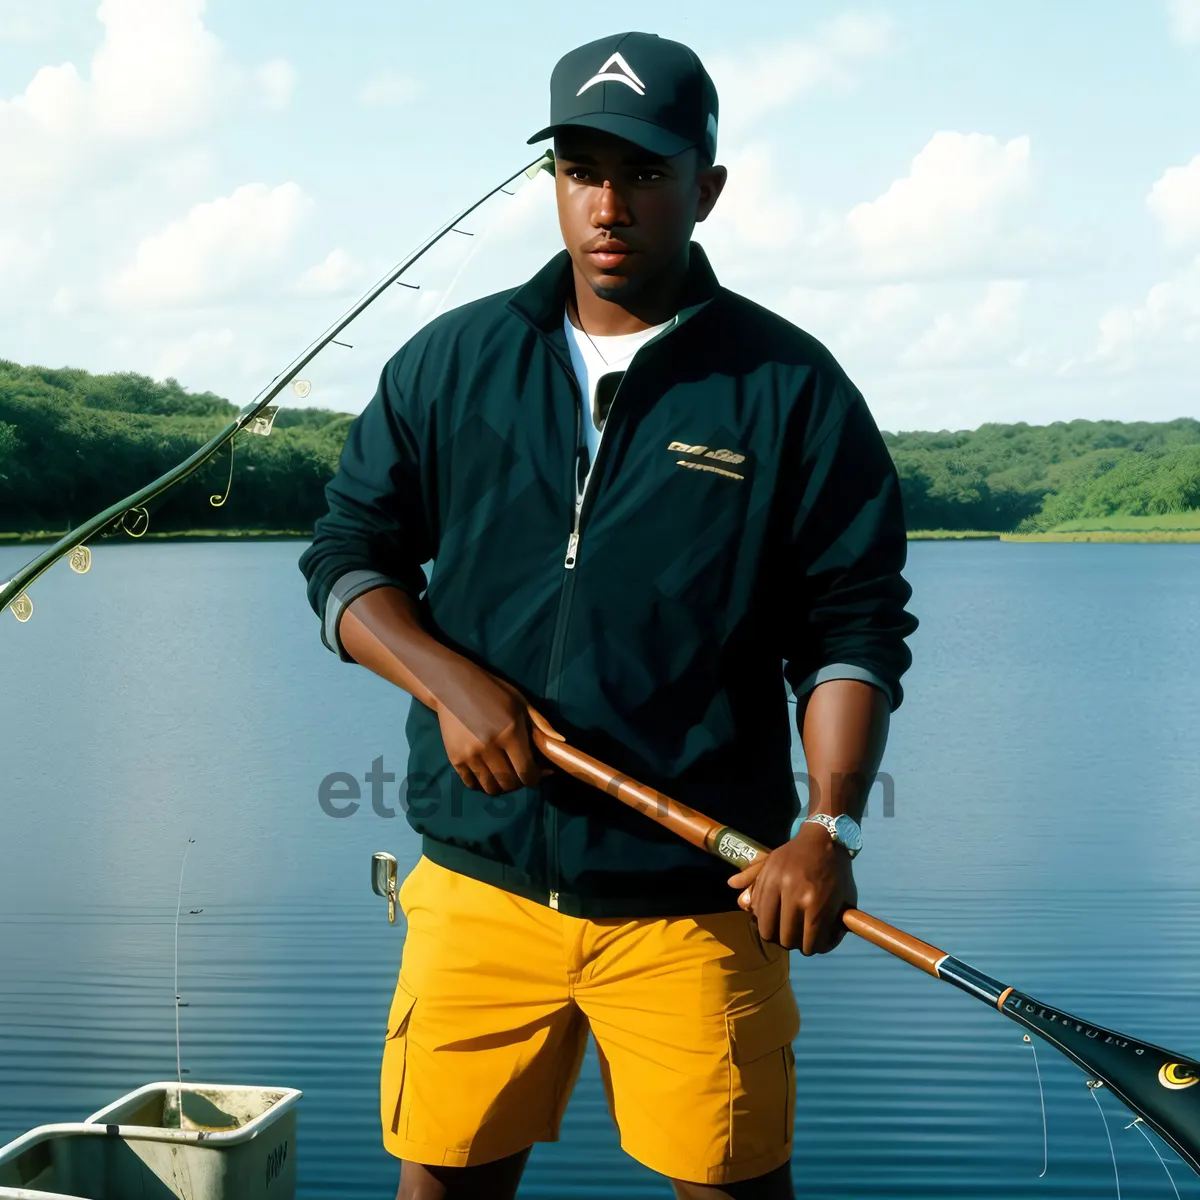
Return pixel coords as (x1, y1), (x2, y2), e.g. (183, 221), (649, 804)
(790, 662), (894, 710)
(322, 569), (410, 661)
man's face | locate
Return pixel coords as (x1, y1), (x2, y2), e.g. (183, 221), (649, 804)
(553, 127), (725, 304)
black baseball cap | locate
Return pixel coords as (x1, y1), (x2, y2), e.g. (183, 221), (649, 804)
(527, 32), (719, 163)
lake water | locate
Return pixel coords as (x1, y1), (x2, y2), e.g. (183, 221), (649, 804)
(1, 539), (1198, 1199)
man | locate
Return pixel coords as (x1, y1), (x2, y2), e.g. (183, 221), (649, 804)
(299, 31), (917, 1200)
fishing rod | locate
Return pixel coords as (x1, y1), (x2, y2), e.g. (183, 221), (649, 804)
(0, 151), (556, 624)
(372, 725), (1200, 1176)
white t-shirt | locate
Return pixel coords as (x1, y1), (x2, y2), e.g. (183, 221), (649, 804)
(563, 308), (675, 505)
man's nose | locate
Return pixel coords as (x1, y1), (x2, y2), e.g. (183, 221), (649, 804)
(591, 180), (632, 227)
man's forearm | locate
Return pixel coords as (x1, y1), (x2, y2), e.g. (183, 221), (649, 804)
(338, 585), (465, 713)
(798, 678), (890, 823)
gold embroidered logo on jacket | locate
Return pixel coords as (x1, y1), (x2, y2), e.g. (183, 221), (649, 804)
(667, 442), (746, 481)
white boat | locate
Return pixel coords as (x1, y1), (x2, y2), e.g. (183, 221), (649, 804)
(0, 1082), (301, 1200)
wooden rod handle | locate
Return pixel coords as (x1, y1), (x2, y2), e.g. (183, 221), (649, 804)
(841, 908), (945, 976)
(532, 726), (722, 854)
(529, 723), (948, 972)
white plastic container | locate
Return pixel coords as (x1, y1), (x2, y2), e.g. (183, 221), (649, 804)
(0, 1082), (301, 1200)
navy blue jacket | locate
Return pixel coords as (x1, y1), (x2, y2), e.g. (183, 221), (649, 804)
(300, 244), (918, 917)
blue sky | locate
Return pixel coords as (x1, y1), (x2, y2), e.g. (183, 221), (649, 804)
(1, 0), (1198, 433)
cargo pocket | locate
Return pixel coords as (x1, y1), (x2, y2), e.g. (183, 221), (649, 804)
(380, 979), (418, 1141)
(726, 980), (800, 1163)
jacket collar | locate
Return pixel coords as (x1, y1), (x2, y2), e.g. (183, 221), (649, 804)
(506, 241), (722, 337)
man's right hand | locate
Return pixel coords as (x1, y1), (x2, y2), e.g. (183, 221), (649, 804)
(434, 661), (561, 796)
(338, 586), (563, 796)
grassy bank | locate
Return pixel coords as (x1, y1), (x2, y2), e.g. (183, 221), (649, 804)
(909, 513), (1200, 541)
(1002, 529), (1200, 542)
(1002, 511), (1200, 541)
(906, 530), (1001, 540)
(1048, 512), (1200, 531)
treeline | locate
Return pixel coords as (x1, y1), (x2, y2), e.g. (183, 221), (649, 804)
(884, 420), (1200, 531)
(0, 360), (352, 533)
(1, 359), (1199, 534)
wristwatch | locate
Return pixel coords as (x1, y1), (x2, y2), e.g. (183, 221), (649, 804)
(802, 813), (863, 859)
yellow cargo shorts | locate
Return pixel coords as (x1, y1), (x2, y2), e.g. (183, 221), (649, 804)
(380, 855), (799, 1187)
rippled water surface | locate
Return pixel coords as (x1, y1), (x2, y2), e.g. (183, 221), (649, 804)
(2, 539), (1199, 1198)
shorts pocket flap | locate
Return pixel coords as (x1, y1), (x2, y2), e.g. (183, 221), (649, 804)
(385, 979), (417, 1040)
(727, 981), (800, 1064)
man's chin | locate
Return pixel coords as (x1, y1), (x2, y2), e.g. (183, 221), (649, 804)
(587, 272), (641, 304)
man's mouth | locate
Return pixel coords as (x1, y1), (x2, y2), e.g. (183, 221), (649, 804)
(587, 240), (635, 268)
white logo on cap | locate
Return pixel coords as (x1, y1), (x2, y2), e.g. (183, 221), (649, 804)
(577, 52), (645, 97)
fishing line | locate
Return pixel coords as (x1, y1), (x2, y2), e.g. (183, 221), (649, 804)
(173, 836), (196, 1122)
(1088, 1079), (1122, 1200)
(1126, 1116), (1182, 1199)
(421, 174), (546, 327)
(1023, 1034), (1049, 1177)
(422, 221), (496, 326)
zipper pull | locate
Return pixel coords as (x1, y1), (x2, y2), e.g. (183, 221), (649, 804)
(564, 528), (579, 569)
(576, 446), (589, 495)
(548, 891), (560, 910)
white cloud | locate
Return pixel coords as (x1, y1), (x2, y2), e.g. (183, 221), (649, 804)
(776, 279), (1028, 374)
(767, 278), (1048, 431)
(297, 249), (360, 295)
(357, 71), (421, 108)
(0, 65), (83, 199)
(134, 144), (220, 198)
(1082, 152), (1200, 370)
(1147, 154), (1200, 248)
(778, 282), (924, 361)
(1093, 254), (1200, 368)
(107, 182), (313, 310)
(0, 0), (226, 203)
(825, 132), (1034, 280)
(87, 0), (228, 138)
(1167, 0), (1200, 44)
(256, 59), (297, 112)
(0, 1), (295, 206)
(702, 141), (804, 258)
(899, 281), (1028, 367)
(705, 131), (1042, 289)
(710, 13), (894, 135)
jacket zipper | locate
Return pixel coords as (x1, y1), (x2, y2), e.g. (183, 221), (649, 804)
(564, 402), (592, 569)
(542, 361), (586, 909)
(540, 320), (678, 910)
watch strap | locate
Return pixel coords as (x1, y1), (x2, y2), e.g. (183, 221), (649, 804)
(801, 812), (861, 858)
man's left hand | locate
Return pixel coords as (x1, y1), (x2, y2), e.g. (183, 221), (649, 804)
(726, 820), (857, 954)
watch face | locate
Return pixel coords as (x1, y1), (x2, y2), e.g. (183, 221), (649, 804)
(833, 815), (863, 853)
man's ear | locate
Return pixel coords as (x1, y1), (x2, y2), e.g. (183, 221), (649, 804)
(695, 165), (728, 223)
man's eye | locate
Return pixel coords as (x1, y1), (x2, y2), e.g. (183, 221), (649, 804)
(636, 170), (664, 182)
